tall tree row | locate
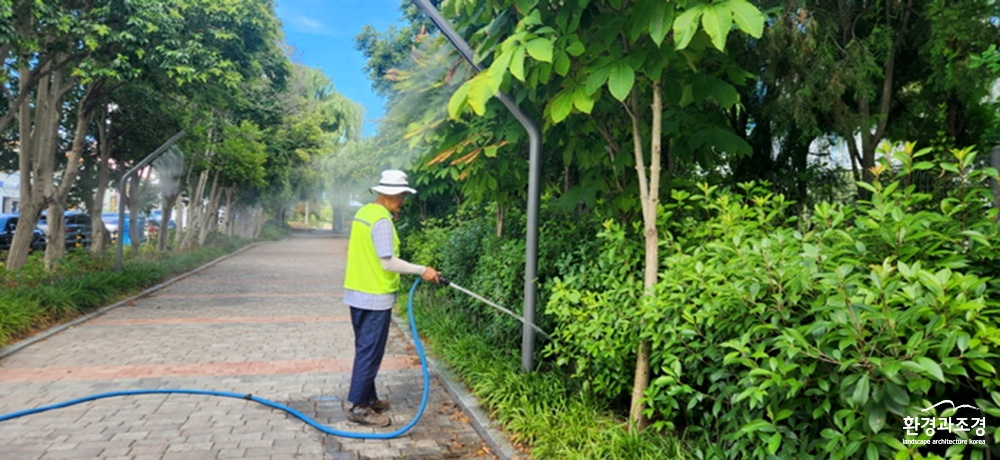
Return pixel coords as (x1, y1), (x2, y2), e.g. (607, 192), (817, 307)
(0, 0), (363, 271)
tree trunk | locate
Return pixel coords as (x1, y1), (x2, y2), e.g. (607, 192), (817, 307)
(171, 195), (186, 248)
(495, 204), (504, 238)
(40, 76), (66, 270)
(174, 168), (193, 248)
(156, 191), (179, 252)
(49, 79), (95, 268)
(253, 207), (266, 238)
(6, 61), (57, 271)
(627, 81), (663, 432)
(127, 175), (141, 253)
(198, 172), (221, 246)
(91, 105), (114, 253)
(44, 202), (66, 270)
(16, 63), (93, 271)
(223, 189), (234, 235)
(181, 169), (208, 250)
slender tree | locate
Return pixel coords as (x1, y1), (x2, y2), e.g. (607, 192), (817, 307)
(399, 0), (764, 429)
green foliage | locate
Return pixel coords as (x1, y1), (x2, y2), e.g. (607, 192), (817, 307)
(258, 220), (292, 241)
(0, 291), (41, 345)
(406, 286), (690, 459)
(548, 144), (1000, 458)
(401, 202), (604, 348)
(545, 220), (644, 401)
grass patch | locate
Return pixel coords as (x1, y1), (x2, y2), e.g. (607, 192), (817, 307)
(402, 287), (690, 459)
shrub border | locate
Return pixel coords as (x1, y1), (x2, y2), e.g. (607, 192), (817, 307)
(0, 242), (264, 360)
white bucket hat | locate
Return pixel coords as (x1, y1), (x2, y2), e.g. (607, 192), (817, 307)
(370, 169), (417, 195)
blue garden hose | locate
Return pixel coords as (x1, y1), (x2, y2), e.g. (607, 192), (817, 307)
(0, 279), (431, 440)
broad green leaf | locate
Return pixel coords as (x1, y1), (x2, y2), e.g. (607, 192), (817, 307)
(648, 2), (672, 46)
(466, 76), (492, 116)
(554, 51), (570, 76)
(970, 359), (996, 375)
(509, 46), (526, 81)
(767, 432), (781, 454)
(585, 65), (612, 94)
(680, 83), (695, 106)
(739, 419), (774, 434)
(525, 37), (553, 63)
(701, 4), (733, 51)
(673, 5), (705, 50)
(607, 62), (635, 101)
(885, 382), (909, 406)
(447, 81), (472, 118)
(865, 443), (879, 460)
(566, 40), (586, 56)
(522, 7), (542, 25)
(572, 86), (596, 113)
(867, 405), (886, 433)
(852, 374), (870, 406)
(548, 90), (575, 123)
(821, 428), (841, 440)
(915, 357), (945, 382)
(711, 81), (740, 108)
(487, 51), (512, 93)
(957, 332), (971, 352)
(726, 0), (765, 38)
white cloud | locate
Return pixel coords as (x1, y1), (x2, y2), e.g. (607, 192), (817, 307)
(288, 14), (324, 34)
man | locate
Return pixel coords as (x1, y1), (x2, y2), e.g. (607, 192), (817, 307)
(343, 169), (440, 427)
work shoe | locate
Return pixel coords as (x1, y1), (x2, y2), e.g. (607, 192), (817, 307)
(347, 404), (391, 427)
(369, 398), (391, 413)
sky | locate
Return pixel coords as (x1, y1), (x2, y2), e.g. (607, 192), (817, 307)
(276, 0), (407, 137)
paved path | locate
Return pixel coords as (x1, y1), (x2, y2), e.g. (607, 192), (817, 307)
(0, 232), (497, 459)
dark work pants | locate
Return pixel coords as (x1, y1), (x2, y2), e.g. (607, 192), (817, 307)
(347, 306), (392, 406)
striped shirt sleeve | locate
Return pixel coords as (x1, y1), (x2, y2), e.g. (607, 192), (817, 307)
(370, 218), (395, 259)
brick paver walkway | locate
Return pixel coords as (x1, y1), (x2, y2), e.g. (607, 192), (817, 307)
(0, 232), (496, 459)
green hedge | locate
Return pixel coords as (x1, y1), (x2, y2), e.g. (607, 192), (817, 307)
(406, 287), (690, 459)
(402, 203), (604, 350)
(548, 145), (1000, 458)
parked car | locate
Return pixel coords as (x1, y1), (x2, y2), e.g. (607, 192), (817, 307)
(99, 211), (147, 244)
(0, 214), (46, 253)
(38, 210), (94, 249)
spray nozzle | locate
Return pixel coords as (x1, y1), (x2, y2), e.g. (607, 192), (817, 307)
(438, 276), (450, 287)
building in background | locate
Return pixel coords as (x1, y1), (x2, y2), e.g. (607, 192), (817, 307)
(0, 172), (19, 213)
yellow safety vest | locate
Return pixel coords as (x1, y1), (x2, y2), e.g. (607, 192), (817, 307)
(344, 203), (400, 294)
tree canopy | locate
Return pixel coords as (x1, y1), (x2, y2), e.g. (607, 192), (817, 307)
(0, 0), (362, 270)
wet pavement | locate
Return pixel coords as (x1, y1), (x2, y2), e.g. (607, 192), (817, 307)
(0, 231), (504, 459)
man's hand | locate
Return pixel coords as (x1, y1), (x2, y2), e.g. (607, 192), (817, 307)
(422, 266), (441, 284)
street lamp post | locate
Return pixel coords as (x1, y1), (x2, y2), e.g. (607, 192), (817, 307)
(410, 0), (543, 372)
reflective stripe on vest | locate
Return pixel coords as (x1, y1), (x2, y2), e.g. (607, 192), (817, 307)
(344, 203), (400, 294)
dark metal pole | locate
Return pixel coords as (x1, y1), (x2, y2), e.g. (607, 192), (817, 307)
(116, 131), (185, 272)
(411, 0), (542, 372)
